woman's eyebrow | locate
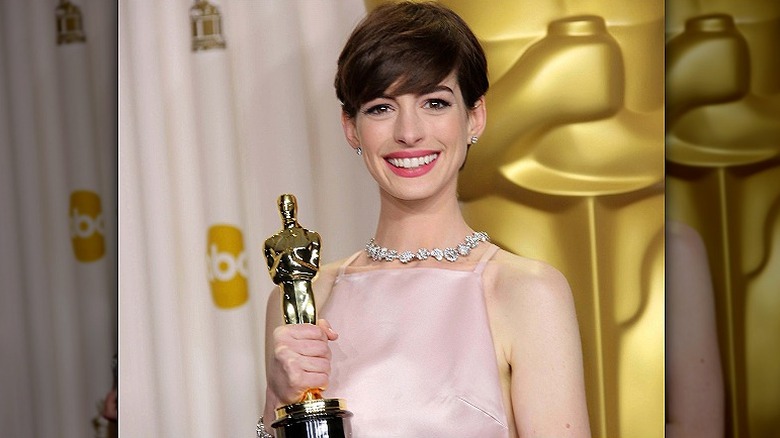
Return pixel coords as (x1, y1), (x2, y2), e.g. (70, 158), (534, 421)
(424, 84), (455, 95)
(361, 94), (395, 103)
(372, 84), (455, 101)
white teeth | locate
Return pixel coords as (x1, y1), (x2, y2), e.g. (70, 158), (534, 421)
(388, 153), (438, 169)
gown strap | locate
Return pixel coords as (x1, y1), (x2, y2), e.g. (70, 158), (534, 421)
(474, 243), (500, 274)
(336, 251), (363, 277)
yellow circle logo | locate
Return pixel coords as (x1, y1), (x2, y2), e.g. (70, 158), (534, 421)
(70, 190), (105, 262)
(206, 224), (248, 308)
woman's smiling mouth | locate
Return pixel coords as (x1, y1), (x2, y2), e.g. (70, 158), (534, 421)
(386, 152), (439, 169)
(384, 152), (439, 177)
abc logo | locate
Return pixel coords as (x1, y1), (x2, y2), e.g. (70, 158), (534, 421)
(70, 190), (105, 262)
(206, 224), (248, 308)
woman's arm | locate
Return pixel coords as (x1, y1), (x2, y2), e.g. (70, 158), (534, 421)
(497, 260), (591, 437)
(666, 221), (724, 438)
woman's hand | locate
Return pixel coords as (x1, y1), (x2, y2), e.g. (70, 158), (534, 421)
(267, 318), (338, 404)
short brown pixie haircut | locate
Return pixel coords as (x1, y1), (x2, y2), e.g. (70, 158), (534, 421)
(335, 1), (488, 119)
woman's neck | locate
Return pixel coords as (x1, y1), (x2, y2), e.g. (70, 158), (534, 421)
(373, 188), (473, 249)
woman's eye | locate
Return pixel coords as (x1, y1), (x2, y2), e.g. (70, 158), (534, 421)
(363, 104), (392, 115)
(423, 99), (452, 110)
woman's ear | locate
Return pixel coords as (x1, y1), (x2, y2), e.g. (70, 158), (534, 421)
(341, 111), (361, 151)
(468, 96), (487, 138)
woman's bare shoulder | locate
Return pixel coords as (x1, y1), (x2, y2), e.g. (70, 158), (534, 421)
(484, 248), (583, 377)
(315, 261), (341, 282)
(311, 258), (351, 303)
(481, 248), (577, 338)
(485, 249), (572, 302)
(667, 220), (707, 258)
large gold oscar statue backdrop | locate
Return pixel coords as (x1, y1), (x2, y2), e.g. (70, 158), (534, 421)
(365, 1), (665, 437)
(667, 1), (780, 436)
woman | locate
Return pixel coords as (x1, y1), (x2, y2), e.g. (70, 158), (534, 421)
(261, 2), (590, 436)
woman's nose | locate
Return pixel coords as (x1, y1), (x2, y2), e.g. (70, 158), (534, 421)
(393, 108), (424, 146)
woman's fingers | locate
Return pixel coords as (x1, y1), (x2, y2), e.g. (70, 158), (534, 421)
(276, 322), (326, 341)
(270, 320), (338, 403)
(317, 318), (339, 340)
(275, 339), (331, 364)
(281, 356), (332, 388)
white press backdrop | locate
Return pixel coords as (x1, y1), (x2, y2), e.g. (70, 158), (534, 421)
(120, 1), (377, 437)
(0, 1), (117, 437)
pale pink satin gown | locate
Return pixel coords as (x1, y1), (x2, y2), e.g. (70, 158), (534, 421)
(321, 244), (509, 437)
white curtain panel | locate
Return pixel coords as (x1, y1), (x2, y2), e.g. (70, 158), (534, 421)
(0, 1), (117, 437)
(120, 1), (377, 437)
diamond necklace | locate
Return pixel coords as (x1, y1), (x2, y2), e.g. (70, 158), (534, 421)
(365, 231), (490, 263)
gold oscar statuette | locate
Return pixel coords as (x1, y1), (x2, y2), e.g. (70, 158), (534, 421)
(264, 194), (353, 438)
